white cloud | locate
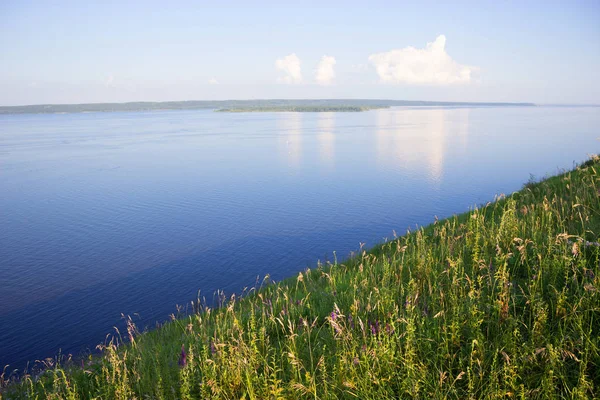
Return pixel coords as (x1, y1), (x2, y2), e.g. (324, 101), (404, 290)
(275, 53), (302, 84)
(315, 55), (336, 85)
(368, 35), (476, 85)
(208, 78), (219, 85)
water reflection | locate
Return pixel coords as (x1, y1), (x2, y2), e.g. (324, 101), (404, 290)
(428, 109), (446, 182)
(375, 107), (469, 183)
(457, 108), (470, 152)
(277, 113), (303, 168)
(317, 113), (335, 168)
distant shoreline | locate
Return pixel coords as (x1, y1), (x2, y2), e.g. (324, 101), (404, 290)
(0, 99), (536, 115)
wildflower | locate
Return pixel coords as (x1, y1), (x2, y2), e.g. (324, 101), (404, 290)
(331, 311), (337, 321)
(422, 303), (430, 317)
(353, 357), (360, 366)
(179, 345), (187, 367)
(385, 323), (394, 335)
(585, 269), (595, 280)
(369, 320), (379, 336)
(210, 341), (216, 356)
(347, 314), (354, 329)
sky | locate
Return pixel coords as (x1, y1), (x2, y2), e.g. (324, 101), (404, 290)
(1, 0), (599, 105)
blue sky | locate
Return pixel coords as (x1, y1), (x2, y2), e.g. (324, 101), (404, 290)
(1, 0), (599, 105)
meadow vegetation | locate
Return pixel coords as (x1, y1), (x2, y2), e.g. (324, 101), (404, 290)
(2, 157), (599, 399)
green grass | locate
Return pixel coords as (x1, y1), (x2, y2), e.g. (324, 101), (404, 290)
(2, 157), (600, 399)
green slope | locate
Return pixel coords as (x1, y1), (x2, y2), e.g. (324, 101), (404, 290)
(3, 157), (599, 399)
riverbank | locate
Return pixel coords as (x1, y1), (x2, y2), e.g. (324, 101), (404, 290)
(2, 156), (599, 399)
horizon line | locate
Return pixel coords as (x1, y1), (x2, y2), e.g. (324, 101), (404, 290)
(1, 98), (599, 109)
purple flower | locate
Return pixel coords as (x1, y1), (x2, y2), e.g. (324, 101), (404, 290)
(586, 269), (595, 280)
(179, 345), (187, 367)
(369, 320), (379, 336)
(210, 340), (216, 356)
(331, 311), (337, 321)
(353, 357), (359, 366)
(423, 303), (429, 317)
(385, 323), (394, 335)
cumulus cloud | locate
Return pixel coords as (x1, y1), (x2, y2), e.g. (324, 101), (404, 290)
(208, 78), (219, 85)
(275, 53), (302, 84)
(315, 55), (336, 85)
(368, 35), (476, 85)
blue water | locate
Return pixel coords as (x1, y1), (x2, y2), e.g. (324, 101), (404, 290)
(0, 106), (598, 369)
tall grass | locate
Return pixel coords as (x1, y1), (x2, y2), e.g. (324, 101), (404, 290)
(2, 157), (599, 399)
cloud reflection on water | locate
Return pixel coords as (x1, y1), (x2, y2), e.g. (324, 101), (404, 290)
(317, 112), (335, 169)
(375, 107), (470, 183)
(277, 112), (303, 168)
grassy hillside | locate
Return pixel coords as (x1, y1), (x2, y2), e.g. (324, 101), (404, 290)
(2, 157), (599, 399)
